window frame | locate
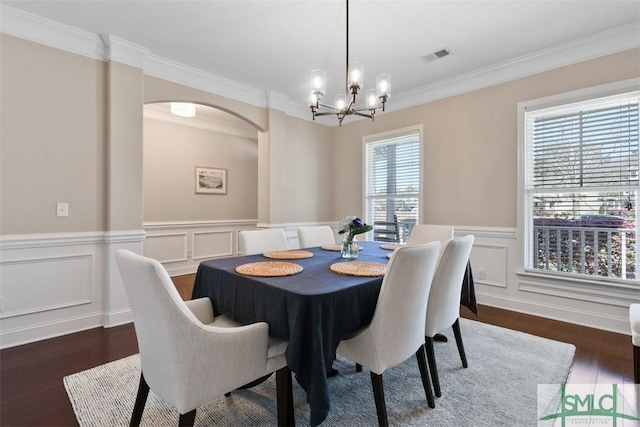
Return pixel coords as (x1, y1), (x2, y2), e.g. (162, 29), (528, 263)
(362, 125), (424, 242)
(517, 78), (640, 289)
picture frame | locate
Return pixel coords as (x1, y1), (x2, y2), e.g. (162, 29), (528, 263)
(195, 166), (227, 194)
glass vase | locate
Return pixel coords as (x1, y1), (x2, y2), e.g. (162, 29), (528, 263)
(341, 236), (359, 260)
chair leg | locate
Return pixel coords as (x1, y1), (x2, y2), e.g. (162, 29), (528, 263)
(276, 366), (295, 426)
(370, 372), (388, 427)
(178, 409), (196, 427)
(356, 363), (363, 372)
(425, 337), (441, 397)
(415, 344), (435, 408)
(634, 345), (640, 384)
(452, 319), (468, 368)
(130, 372), (150, 427)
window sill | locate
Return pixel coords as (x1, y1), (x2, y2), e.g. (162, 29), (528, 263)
(516, 269), (639, 308)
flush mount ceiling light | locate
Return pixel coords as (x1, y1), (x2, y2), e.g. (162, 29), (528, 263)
(308, 0), (390, 126)
(170, 102), (196, 118)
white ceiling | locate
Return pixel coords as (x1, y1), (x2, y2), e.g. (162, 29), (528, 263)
(2, 0), (639, 125)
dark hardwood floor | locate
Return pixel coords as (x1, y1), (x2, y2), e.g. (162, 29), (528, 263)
(1, 274), (635, 426)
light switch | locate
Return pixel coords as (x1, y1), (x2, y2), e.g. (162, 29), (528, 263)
(56, 203), (69, 217)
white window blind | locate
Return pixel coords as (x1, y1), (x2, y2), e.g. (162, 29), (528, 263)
(528, 96), (639, 190)
(524, 90), (640, 280)
(365, 131), (420, 243)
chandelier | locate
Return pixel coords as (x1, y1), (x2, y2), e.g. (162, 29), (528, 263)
(308, 0), (391, 126)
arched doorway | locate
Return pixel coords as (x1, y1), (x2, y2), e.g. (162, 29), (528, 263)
(141, 102), (260, 278)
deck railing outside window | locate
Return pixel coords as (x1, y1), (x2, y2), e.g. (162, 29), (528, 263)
(533, 220), (637, 279)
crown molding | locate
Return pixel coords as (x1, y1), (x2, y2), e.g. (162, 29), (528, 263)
(2, 4), (638, 126)
(102, 34), (149, 69)
(0, 5), (146, 69)
(0, 4), (270, 108)
(391, 22), (640, 113)
(263, 90), (317, 122)
(0, 4), (106, 60)
(144, 54), (268, 108)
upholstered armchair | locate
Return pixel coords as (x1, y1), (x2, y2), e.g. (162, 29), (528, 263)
(115, 249), (294, 426)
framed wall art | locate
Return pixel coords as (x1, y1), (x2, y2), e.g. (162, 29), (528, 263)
(195, 166), (227, 194)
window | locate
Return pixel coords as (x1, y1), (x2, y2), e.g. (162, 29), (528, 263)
(364, 127), (421, 243)
(523, 88), (639, 281)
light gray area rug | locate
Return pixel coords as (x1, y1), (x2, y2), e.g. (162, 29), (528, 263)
(64, 319), (575, 426)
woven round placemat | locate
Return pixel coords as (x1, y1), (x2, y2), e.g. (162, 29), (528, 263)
(380, 243), (403, 251)
(330, 261), (386, 277)
(263, 249), (314, 259)
(235, 261), (303, 277)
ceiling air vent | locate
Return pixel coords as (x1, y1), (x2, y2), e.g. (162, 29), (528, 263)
(434, 49), (450, 58)
(422, 48), (452, 64)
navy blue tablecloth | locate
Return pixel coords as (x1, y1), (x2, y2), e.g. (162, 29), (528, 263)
(193, 241), (389, 425)
(192, 241), (477, 425)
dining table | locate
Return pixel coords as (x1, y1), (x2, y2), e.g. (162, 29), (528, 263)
(192, 240), (477, 426)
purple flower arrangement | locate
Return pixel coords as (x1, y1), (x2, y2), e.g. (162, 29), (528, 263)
(338, 216), (373, 244)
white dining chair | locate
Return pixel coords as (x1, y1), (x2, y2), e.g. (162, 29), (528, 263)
(424, 235), (475, 398)
(296, 226), (335, 248)
(406, 224), (454, 246)
(239, 228), (289, 255)
(336, 242), (441, 427)
(115, 249), (294, 426)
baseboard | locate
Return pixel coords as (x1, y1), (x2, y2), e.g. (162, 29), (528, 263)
(102, 308), (133, 328)
(0, 311), (104, 349)
(166, 266), (198, 277)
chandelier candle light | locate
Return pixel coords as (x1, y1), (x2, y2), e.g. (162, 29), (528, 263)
(309, 0), (390, 126)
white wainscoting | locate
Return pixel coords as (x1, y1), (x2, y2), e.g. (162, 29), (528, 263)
(144, 220), (340, 276)
(1, 223), (633, 349)
(1, 253), (93, 318)
(144, 220), (258, 276)
(456, 226), (636, 335)
(0, 231), (144, 349)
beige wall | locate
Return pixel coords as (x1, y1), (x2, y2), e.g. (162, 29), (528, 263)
(3, 32), (637, 234)
(107, 61), (144, 231)
(333, 48), (640, 228)
(283, 115), (334, 223)
(143, 116), (259, 222)
(0, 35), (107, 234)
(0, 36), (336, 236)
(262, 111), (334, 225)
